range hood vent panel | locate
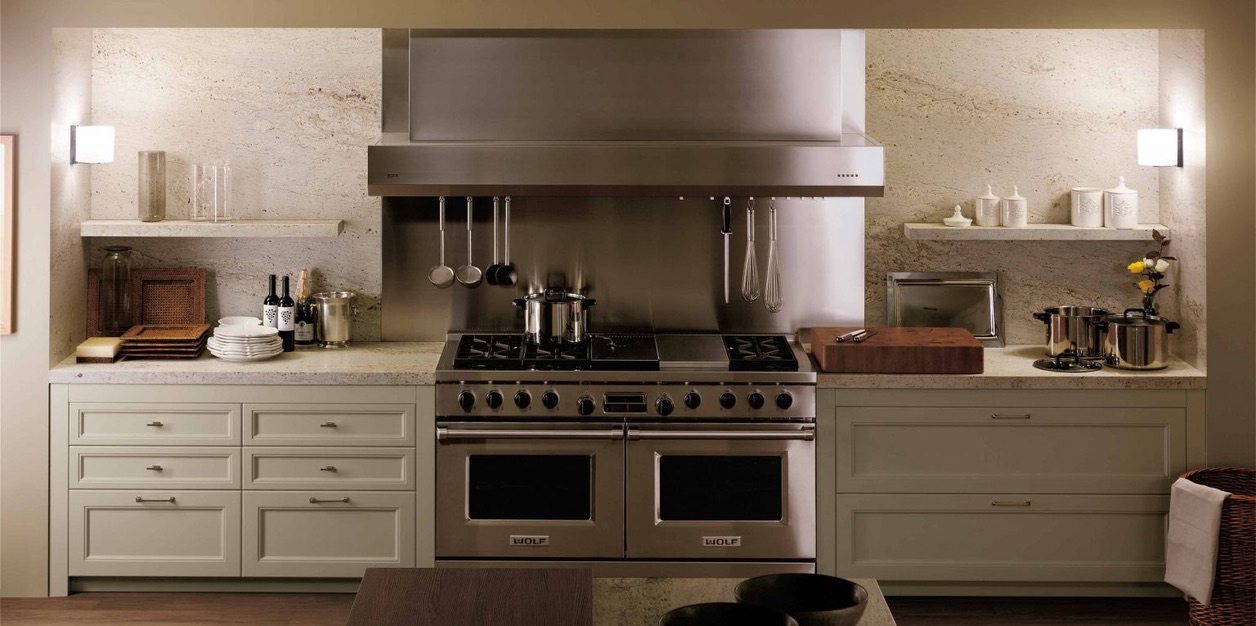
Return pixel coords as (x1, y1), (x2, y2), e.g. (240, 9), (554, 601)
(370, 29), (884, 197)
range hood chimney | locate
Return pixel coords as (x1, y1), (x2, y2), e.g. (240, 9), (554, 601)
(369, 29), (884, 198)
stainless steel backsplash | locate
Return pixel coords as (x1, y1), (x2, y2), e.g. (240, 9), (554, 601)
(382, 196), (865, 340)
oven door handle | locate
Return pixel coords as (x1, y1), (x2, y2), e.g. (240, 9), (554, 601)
(437, 427), (625, 441)
(627, 426), (814, 441)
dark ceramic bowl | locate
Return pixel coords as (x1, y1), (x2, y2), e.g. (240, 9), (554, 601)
(659, 601), (799, 626)
(735, 574), (869, 626)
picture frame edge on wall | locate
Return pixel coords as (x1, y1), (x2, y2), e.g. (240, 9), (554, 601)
(1, 134), (15, 335)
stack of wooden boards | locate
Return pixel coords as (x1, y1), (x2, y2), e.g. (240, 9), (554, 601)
(118, 323), (210, 359)
(810, 326), (983, 374)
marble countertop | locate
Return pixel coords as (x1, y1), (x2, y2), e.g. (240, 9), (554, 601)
(50, 341), (1204, 390)
(813, 345), (1206, 390)
(594, 577), (895, 626)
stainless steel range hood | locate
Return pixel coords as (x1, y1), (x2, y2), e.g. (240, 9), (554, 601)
(369, 29), (884, 198)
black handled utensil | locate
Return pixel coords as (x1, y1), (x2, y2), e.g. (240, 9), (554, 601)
(722, 197), (732, 304)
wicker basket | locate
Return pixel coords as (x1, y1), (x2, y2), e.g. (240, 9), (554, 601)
(1182, 467), (1255, 626)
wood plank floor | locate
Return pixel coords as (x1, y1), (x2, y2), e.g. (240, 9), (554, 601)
(1, 592), (1189, 625)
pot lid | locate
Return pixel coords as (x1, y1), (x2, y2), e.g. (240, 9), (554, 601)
(1104, 310), (1175, 326)
(1106, 176), (1136, 194)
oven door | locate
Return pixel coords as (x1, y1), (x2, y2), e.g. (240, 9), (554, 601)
(625, 422), (815, 560)
(435, 421), (625, 559)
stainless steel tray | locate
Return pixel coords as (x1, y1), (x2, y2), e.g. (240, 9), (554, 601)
(886, 272), (1003, 347)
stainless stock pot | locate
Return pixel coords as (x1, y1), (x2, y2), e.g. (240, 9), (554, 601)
(513, 287), (596, 344)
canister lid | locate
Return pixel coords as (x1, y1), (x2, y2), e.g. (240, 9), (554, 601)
(978, 184), (999, 200)
(1106, 176), (1136, 194)
(1002, 185), (1025, 201)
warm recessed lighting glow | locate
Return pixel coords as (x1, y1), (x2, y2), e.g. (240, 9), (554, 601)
(1137, 128), (1182, 167)
(70, 125), (115, 164)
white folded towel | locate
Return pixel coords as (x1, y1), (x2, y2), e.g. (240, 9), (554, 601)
(1165, 476), (1230, 604)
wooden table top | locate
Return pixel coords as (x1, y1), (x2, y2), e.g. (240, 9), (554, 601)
(348, 567), (594, 626)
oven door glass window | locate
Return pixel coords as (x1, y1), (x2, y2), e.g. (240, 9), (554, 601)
(467, 454), (592, 520)
(657, 455), (783, 521)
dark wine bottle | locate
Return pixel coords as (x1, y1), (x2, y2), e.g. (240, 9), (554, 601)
(263, 274), (280, 328)
(294, 269), (316, 347)
(278, 275), (295, 352)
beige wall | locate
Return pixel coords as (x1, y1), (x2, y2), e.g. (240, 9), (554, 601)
(3, 0), (1253, 598)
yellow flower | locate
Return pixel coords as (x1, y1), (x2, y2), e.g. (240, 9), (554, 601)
(1138, 280), (1156, 294)
(1128, 261), (1146, 273)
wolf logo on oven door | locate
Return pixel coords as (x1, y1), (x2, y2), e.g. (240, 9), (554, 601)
(510, 535), (550, 547)
(702, 536), (742, 547)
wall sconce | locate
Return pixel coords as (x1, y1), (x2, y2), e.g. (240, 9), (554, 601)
(1137, 128), (1183, 167)
(70, 125), (115, 164)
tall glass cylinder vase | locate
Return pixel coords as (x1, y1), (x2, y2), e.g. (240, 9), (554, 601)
(100, 246), (134, 335)
(138, 151), (166, 222)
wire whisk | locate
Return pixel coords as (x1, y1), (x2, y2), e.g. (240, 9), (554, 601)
(764, 197), (783, 313)
(741, 198), (760, 302)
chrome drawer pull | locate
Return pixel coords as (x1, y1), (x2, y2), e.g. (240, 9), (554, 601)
(145, 465), (163, 471)
(319, 421), (338, 428)
(135, 496), (175, 503)
(145, 421), (164, 427)
(309, 497), (350, 504)
(319, 465), (338, 472)
(991, 414), (1031, 420)
(991, 500), (1032, 507)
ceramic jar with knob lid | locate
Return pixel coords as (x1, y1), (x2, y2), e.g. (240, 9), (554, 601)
(1001, 186), (1028, 228)
(975, 185), (1001, 227)
(1104, 176), (1139, 229)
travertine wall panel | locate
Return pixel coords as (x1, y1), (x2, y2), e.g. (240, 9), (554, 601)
(1158, 29), (1206, 370)
(88, 29), (382, 339)
(866, 30), (1164, 345)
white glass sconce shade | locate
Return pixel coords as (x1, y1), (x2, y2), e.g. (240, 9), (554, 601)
(1137, 128), (1182, 167)
(70, 125), (115, 164)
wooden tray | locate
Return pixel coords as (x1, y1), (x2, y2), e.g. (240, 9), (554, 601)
(810, 326), (983, 374)
(87, 268), (207, 337)
(120, 323), (211, 343)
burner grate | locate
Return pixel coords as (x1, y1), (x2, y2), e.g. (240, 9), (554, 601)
(723, 335), (799, 372)
(453, 335), (525, 370)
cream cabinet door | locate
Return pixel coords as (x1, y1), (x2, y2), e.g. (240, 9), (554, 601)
(244, 447), (415, 490)
(70, 446), (240, 490)
(242, 491), (415, 577)
(69, 490), (241, 577)
(834, 494), (1169, 583)
(70, 403), (240, 446)
(835, 407), (1185, 494)
(244, 404), (414, 446)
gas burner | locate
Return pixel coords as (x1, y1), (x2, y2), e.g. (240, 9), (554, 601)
(453, 335), (524, 370)
(523, 340), (591, 369)
(1032, 356), (1104, 373)
(723, 335), (799, 372)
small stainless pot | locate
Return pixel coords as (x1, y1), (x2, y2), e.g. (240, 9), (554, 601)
(1032, 306), (1110, 358)
(513, 287), (596, 344)
(1102, 309), (1180, 370)
(310, 291), (358, 349)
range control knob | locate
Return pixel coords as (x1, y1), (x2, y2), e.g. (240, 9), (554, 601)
(541, 390), (560, 410)
(683, 391), (702, 410)
(719, 392), (737, 410)
(457, 390), (476, 412)
(776, 391), (794, 410)
(576, 396), (596, 416)
(748, 392), (766, 410)
(485, 390), (504, 410)
(514, 390), (532, 409)
(656, 396), (675, 417)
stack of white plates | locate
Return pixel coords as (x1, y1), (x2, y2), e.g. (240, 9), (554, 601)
(208, 325), (283, 362)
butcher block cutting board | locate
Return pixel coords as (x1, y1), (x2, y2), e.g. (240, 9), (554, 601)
(811, 327), (983, 374)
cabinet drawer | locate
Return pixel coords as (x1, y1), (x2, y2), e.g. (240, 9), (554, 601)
(71, 447), (240, 489)
(834, 494), (1168, 583)
(244, 447), (415, 490)
(242, 491), (415, 577)
(69, 490), (241, 577)
(70, 403), (241, 446)
(244, 404), (414, 446)
(836, 407), (1185, 494)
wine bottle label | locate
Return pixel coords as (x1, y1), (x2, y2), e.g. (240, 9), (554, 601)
(263, 304), (279, 327)
(295, 321), (314, 342)
(278, 305), (295, 331)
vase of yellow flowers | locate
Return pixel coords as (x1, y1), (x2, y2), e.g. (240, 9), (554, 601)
(1127, 229), (1175, 316)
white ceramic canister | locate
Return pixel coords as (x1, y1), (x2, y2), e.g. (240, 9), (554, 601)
(1070, 187), (1104, 228)
(1104, 176), (1139, 230)
(1001, 186), (1028, 228)
(975, 184), (1001, 227)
